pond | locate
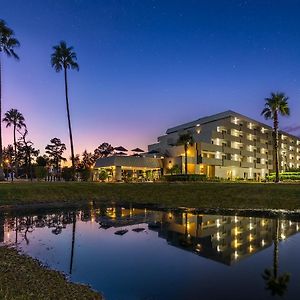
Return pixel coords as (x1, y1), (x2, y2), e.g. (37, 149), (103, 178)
(1, 205), (300, 300)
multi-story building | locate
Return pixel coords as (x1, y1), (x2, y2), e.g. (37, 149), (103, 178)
(148, 110), (300, 180)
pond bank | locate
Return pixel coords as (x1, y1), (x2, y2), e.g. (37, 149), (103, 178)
(0, 246), (102, 299)
(0, 181), (300, 210)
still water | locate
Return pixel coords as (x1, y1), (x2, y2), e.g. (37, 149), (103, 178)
(1, 206), (300, 300)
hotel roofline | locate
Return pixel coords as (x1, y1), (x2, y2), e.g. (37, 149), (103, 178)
(166, 110), (300, 140)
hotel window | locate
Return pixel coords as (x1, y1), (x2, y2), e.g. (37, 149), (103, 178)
(232, 117), (239, 125)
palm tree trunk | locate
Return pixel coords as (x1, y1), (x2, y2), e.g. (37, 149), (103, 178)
(185, 144), (188, 174)
(273, 111), (280, 183)
(273, 218), (279, 279)
(13, 124), (18, 178)
(64, 68), (75, 171)
(69, 211), (76, 274)
(0, 55), (5, 181)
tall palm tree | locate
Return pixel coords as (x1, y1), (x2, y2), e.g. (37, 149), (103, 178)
(177, 131), (194, 174)
(262, 218), (290, 297)
(51, 41), (79, 171)
(0, 20), (20, 180)
(261, 92), (290, 183)
(3, 108), (26, 177)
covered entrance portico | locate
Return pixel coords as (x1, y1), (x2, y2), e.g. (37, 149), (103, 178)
(94, 156), (163, 182)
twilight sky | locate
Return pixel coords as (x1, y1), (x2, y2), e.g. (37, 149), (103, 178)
(1, 0), (300, 158)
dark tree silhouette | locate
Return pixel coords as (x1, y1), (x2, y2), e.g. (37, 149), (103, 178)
(93, 143), (114, 160)
(177, 132), (194, 174)
(17, 128), (39, 180)
(261, 92), (290, 183)
(45, 138), (66, 179)
(3, 108), (26, 177)
(51, 41), (79, 170)
(0, 20), (20, 180)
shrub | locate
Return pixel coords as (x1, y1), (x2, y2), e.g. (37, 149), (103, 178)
(166, 164), (181, 175)
(163, 174), (207, 182)
(98, 170), (108, 182)
(266, 172), (300, 181)
(34, 166), (47, 181)
(61, 167), (75, 181)
(80, 168), (92, 181)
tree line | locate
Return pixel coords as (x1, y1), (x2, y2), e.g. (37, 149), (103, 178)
(0, 20), (80, 181)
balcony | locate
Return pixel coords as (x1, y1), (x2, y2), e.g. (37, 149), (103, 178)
(198, 157), (222, 166)
(241, 149), (253, 157)
(223, 146), (241, 155)
(241, 162), (254, 168)
(200, 142), (223, 152)
(256, 153), (267, 159)
(255, 163), (267, 169)
(223, 160), (240, 167)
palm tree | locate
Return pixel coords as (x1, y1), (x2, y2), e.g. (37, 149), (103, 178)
(0, 20), (20, 180)
(51, 41), (79, 171)
(262, 218), (290, 297)
(3, 108), (26, 177)
(261, 92), (290, 183)
(177, 132), (194, 174)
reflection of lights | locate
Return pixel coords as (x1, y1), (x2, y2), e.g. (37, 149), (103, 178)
(195, 243), (201, 253)
(261, 239), (265, 246)
(216, 232), (220, 241)
(234, 251), (238, 259)
(234, 216), (238, 223)
(261, 220), (265, 226)
(289, 221), (292, 226)
(216, 219), (220, 227)
(281, 234), (286, 240)
(187, 222), (190, 230)
(249, 234), (253, 242)
(249, 245), (253, 252)
(297, 225), (299, 231)
(249, 223), (253, 230)
(217, 245), (221, 252)
(234, 227), (238, 235)
(234, 239), (238, 248)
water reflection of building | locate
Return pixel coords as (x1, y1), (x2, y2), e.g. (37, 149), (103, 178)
(2, 208), (300, 268)
(92, 207), (162, 228)
(153, 212), (300, 266)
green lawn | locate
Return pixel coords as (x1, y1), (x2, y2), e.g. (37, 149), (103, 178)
(0, 181), (300, 210)
(0, 246), (101, 300)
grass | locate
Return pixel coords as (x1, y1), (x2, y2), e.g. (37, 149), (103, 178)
(0, 181), (300, 210)
(0, 246), (101, 300)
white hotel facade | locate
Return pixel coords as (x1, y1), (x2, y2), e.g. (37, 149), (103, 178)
(148, 110), (300, 180)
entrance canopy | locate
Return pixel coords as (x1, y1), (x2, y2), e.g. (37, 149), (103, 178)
(94, 156), (163, 169)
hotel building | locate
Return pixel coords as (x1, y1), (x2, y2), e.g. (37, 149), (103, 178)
(148, 110), (300, 180)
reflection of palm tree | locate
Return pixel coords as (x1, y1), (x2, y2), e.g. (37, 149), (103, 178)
(69, 212), (76, 274)
(262, 218), (290, 296)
